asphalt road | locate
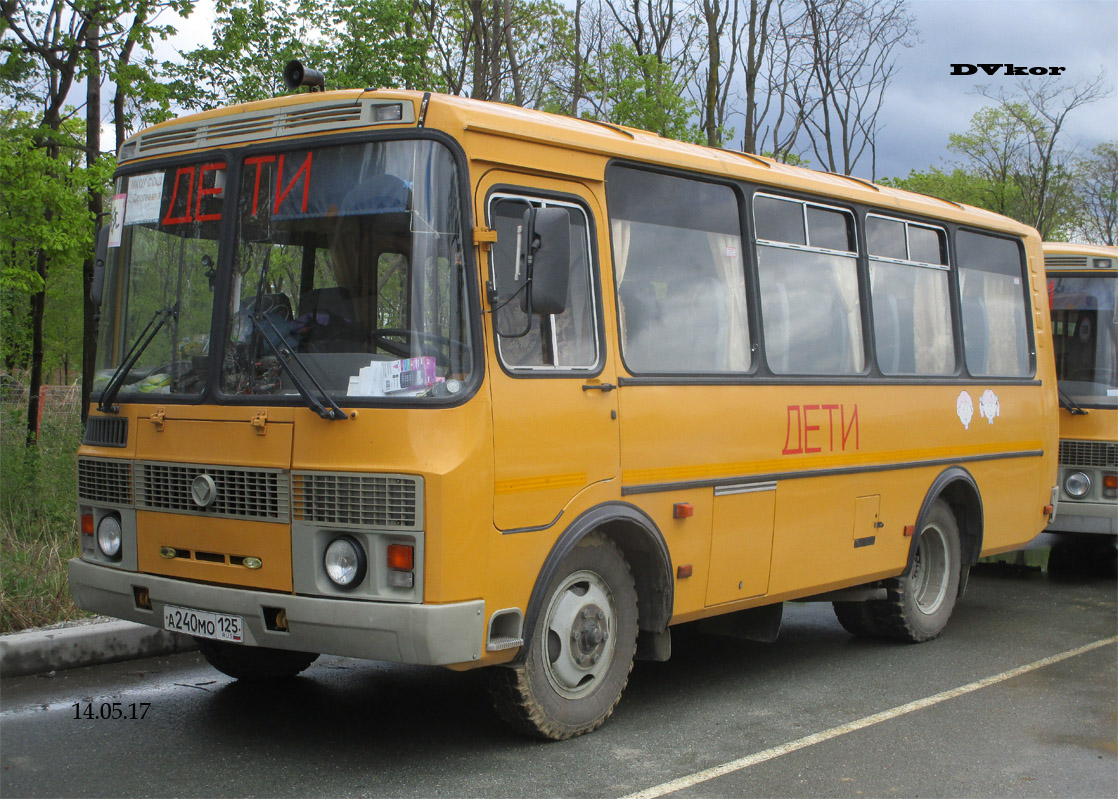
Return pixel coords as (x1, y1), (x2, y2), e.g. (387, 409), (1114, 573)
(2, 559), (1115, 798)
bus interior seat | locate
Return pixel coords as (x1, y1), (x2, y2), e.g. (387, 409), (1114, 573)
(667, 276), (726, 371)
(876, 293), (902, 374)
(766, 283), (791, 373)
(962, 290), (988, 373)
(244, 292), (293, 320)
(297, 286), (366, 352)
(618, 280), (660, 372)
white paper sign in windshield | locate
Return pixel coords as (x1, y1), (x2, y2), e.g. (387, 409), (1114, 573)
(123, 173), (164, 225)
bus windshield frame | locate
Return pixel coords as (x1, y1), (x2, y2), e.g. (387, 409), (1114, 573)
(94, 134), (477, 408)
(1049, 271), (1118, 409)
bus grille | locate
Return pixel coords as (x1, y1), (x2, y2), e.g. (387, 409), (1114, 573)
(1044, 255), (1088, 269)
(132, 102), (365, 158)
(83, 417), (128, 447)
(292, 472), (421, 530)
(1059, 440), (1118, 468)
(78, 457), (133, 506)
(135, 462), (290, 522)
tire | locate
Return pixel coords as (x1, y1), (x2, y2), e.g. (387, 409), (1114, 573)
(489, 533), (638, 740)
(195, 638), (318, 681)
(867, 500), (961, 643)
(832, 600), (881, 637)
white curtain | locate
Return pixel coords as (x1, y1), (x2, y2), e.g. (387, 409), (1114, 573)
(707, 232), (750, 370)
(611, 219), (633, 342)
(913, 268), (953, 374)
(834, 257), (865, 372)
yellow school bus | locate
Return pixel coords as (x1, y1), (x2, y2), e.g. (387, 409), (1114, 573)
(1043, 242), (1117, 539)
(71, 66), (1058, 739)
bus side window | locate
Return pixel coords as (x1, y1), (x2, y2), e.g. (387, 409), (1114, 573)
(755, 195), (863, 375)
(606, 166), (750, 375)
(956, 231), (1030, 377)
(867, 216), (954, 376)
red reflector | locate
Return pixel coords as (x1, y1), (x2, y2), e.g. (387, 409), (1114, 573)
(676, 564), (693, 579)
(81, 514), (94, 535)
(903, 525), (915, 537)
(673, 502), (694, 519)
(386, 544), (413, 571)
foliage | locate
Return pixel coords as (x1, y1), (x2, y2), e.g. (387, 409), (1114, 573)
(583, 42), (703, 142)
(0, 397), (87, 632)
(0, 115), (113, 378)
(886, 81), (1113, 244)
(1075, 141), (1118, 245)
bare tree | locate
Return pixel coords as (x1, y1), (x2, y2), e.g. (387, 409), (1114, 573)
(1076, 141), (1118, 245)
(790, 0), (914, 177)
(735, 0), (814, 160)
(694, 0), (741, 147)
(975, 74), (1113, 237)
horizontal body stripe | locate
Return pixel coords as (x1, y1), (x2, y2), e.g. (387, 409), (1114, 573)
(622, 441), (1043, 486)
(714, 481), (778, 496)
(621, 449), (1043, 496)
(494, 472), (587, 495)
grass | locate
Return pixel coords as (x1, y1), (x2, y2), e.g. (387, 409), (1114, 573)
(1, 399), (90, 633)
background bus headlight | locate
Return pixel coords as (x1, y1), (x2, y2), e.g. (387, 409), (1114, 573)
(96, 515), (123, 560)
(324, 536), (367, 588)
(1064, 472), (1091, 498)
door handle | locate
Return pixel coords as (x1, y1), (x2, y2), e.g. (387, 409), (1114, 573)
(582, 382), (616, 392)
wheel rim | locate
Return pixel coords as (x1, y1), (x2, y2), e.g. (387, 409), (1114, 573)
(912, 522), (950, 615)
(541, 569), (617, 699)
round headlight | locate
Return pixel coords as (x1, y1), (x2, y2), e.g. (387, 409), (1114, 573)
(96, 515), (123, 560)
(1064, 471), (1091, 498)
(324, 535), (366, 589)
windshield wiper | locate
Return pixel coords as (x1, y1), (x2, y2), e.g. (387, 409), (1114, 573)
(1058, 385), (1088, 415)
(97, 304), (178, 413)
(252, 312), (349, 421)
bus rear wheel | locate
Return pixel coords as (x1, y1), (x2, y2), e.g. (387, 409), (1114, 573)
(489, 533), (638, 740)
(870, 500), (961, 642)
(195, 638), (319, 680)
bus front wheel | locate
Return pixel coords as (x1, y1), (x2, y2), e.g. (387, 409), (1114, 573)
(489, 533), (639, 740)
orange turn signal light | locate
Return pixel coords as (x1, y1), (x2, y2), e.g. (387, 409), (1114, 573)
(1104, 475), (1117, 490)
(81, 514), (94, 535)
(386, 544), (413, 571)
(673, 502), (694, 519)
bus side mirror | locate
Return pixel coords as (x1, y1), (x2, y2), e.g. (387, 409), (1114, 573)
(521, 207), (570, 316)
(91, 226), (109, 307)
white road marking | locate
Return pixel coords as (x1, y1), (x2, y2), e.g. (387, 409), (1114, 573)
(622, 636), (1118, 799)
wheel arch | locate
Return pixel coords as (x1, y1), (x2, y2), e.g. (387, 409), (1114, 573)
(909, 466), (984, 577)
(514, 502), (673, 665)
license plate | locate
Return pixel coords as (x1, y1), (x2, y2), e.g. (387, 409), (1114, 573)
(163, 604), (244, 642)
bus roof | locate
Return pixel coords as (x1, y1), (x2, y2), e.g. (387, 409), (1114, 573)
(122, 88), (1036, 238)
(1043, 241), (1118, 271)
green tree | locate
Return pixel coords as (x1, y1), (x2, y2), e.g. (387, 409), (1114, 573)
(583, 42), (702, 142)
(879, 166), (998, 209)
(1075, 141), (1118, 246)
(0, 116), (109, 387)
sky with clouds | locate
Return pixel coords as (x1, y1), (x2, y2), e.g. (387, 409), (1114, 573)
(162, 0), (1117, 180)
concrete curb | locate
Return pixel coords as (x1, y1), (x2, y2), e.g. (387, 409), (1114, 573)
(0, 618), (198, 678)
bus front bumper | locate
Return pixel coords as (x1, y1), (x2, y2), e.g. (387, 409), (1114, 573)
(68, 558), (484, 666)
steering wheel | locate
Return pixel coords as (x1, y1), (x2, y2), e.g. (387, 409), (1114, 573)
(372, 329), (468, 368)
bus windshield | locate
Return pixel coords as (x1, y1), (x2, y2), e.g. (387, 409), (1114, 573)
(1050, 273), (1118, 407)
(95, 160), (225, 398)
(95, 138), (474, 404)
